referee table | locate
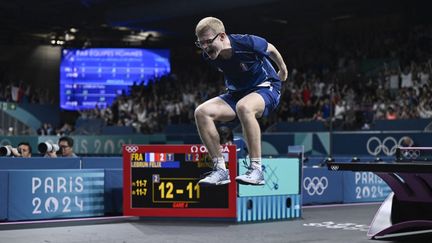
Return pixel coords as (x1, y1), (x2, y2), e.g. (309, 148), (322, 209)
(327, 147), (432, 239)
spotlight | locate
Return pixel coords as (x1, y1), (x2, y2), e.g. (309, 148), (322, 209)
(351, 157), (360, 162)
(374, 157), (383, 162)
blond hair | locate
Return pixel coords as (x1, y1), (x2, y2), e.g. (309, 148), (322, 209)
(195, 17), (225, 36)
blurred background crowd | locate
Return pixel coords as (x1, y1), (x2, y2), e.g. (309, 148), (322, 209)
(0, 0), (431, 136)
(64, 24), (432, 134)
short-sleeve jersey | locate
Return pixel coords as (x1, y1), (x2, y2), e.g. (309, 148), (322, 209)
(205, 34), (281, 92)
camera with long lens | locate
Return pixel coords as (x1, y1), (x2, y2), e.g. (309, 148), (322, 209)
(38, 142), (59, 153)
(0, 145), (19, 157)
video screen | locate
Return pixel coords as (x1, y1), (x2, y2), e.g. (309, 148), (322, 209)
(60, 48), (171, 110)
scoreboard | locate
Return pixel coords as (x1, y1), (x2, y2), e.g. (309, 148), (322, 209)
(60, 48), (171, 110)
(123, 144), (237, 218)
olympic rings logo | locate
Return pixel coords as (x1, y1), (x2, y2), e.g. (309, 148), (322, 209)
(330, 165), (339, 171)
(402, 149), (420, 159)
(366, 136), (412, 156)
(125, 146), (139, 153)
(303, 176), (328, 196)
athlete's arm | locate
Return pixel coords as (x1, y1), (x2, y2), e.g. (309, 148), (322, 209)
(267, 43), (288, 81)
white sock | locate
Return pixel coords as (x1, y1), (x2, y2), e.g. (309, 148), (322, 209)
(213, 157), (226, 170)
(250, 158), (262, 171)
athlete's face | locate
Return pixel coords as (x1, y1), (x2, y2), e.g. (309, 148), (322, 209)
(196, 31), (223, 60)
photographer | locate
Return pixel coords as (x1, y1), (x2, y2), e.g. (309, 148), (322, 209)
(42, 136), (78, 158)
(0, 142), (32, 158)
(17, 142), (32, 158)
(58, 136), (78, 157)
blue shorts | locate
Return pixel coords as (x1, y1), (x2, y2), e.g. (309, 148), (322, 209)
(219, 82), (281, 117)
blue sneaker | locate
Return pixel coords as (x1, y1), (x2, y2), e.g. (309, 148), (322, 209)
(198, 169), (230, 186)
(236, 167), (265, 185)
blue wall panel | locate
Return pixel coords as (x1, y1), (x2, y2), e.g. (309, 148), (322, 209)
(342, 171), (391, 203)
(0, 158), (80, 170)
(302, 167), (343, 205)
(104, 169), (123, 214)
(8, 169), (105, 220)
(0, 171), (8, 220)
(82, 157), (122, 169)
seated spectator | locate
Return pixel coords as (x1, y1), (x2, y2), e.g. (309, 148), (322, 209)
(386, 107), (398, 120)
(37, 123), (54, 135)
(312, 110), (326, 122)
(56, 123), (73, 136)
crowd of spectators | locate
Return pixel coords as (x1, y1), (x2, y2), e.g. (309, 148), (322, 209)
(0, 81), (54, 104)
(0, 15), (430, 136)
(75, 24), (432, 134)
(273, 23), (432, 130)
(36, 122), (73, 136)
(76, 63), (223, 134)
(0, 80), (63, 136)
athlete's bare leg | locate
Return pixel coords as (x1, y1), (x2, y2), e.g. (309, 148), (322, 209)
(235, 92), (265, 159)
(194, 97), (236, 159)
(234, 92), (266, 185)
(195, 97), (237, 185)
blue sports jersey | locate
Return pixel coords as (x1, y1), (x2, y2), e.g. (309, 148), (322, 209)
(205, 34), (281, 92)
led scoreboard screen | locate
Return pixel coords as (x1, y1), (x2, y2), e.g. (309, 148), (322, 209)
(60, 48), (171, 110)
(123, 145), (237, 218)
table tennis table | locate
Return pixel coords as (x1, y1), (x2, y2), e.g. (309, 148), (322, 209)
(327, 147), (432, 239)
